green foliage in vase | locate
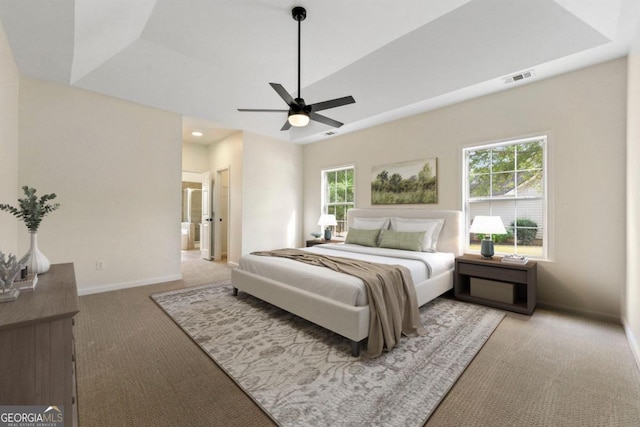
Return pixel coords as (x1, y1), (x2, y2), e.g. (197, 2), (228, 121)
(0, 186), (60, 232)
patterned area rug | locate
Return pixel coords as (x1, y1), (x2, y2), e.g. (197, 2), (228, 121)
(151, 281), (504, 427)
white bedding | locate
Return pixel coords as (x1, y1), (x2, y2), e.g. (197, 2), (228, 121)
(237, 243), (455, 307)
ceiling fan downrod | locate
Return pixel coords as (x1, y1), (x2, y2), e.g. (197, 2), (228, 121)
(292, 6), (306, 101)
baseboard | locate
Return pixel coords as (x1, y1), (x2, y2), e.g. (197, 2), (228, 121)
(227, 261), (239, 268)
(78, 274), (183, 296)
(537, 300), (620, 323)
(623, 320), (640, 372)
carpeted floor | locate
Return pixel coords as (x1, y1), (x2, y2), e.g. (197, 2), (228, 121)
(74, 251), (640, 426)
(151, 283), (505, 426)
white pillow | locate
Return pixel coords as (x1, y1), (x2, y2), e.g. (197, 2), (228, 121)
(390, 217), (445, 252)
(352, 217), (390, 231)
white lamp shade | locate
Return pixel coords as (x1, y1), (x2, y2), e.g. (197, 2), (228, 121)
(469, 215), (507, 235)
(288, 113), (310, 127)
(318, 214), (337, 227)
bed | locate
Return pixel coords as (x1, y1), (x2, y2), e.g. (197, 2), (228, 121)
(231, 208), (463, 356)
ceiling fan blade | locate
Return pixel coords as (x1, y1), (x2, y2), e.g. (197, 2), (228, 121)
(309, 96), (355, 112)
(280, 120), (292, 131)
(238, 108), (288, 112)
(270, 83), (296, 106)
(310, 112), (343, 128)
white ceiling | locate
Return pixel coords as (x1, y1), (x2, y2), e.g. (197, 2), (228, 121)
(1, 0), (639, 145)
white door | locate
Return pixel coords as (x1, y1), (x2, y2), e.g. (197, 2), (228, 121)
(214, 168), (229, 261)
(201, 172), (213, 260)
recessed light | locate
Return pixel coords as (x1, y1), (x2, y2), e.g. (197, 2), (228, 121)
(191, 131), (203, 137)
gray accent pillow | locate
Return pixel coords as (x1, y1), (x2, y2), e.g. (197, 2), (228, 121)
(345, 228), (381, 247)
(379, 230), (427, 252)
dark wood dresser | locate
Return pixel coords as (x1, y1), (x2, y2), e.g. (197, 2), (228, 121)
(0, 263), (79, 426)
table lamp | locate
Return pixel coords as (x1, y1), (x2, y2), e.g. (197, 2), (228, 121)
(469, 215), (507, 259)
(318, 214), (337, 240)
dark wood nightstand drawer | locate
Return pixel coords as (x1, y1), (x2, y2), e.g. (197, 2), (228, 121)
(457, 262), (528, 284)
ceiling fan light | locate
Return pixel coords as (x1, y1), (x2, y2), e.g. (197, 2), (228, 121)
(288, 112), (310, 127)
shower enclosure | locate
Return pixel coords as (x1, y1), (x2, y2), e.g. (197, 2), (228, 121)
(182, 183), (202, 249)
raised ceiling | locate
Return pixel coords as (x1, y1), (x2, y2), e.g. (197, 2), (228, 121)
(1, 0), (639, 145)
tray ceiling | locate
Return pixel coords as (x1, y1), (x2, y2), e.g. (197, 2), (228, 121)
(1, 0), (638, 144)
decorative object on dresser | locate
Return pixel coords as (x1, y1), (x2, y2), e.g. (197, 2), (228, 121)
(25, 232), (50, 274)
(317, 213), (337, 240)
(0, 251), (30, 302)
(0, 263), (79, 427)
(0, 186), (60, 274)
(454, 254), (537, 314)
(469, 215), (507, 259)
(14, 272), (38, 292)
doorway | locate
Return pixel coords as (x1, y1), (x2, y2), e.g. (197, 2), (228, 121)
(181, 181), (202, 251)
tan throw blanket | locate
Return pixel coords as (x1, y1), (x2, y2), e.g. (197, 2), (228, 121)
(251, 248), (426, 357)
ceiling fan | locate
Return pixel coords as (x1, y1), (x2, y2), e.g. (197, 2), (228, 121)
(238, 6), (355, 131)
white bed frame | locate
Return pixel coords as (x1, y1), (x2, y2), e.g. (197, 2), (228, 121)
(231, 208), (463, 356)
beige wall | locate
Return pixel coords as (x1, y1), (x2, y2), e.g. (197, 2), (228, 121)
(626, 30), (640, 367)
(182, 140), (209, 173)
(0, 21), (19, 254)
(242, 131), (304, 254)
(19, 77), (183, 294)
(304, 58), (627, 320)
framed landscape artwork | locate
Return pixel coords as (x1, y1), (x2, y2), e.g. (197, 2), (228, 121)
(371, 158), (438, 204)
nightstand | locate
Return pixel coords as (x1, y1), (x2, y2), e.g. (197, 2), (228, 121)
(306, 239), (341, 247)
(454, 254), (537, 314)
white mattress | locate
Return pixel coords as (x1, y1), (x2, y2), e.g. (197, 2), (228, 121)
(237, 243), (455, 307)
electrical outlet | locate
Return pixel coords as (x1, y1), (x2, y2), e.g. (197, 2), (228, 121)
(96, 261), (105, 271)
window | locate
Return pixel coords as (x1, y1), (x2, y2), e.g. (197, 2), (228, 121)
(322, 166), (355, 236)
(463, 136), (547, 258)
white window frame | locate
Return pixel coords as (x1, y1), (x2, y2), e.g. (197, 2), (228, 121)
(462, 135), (549, 259)
(321, 164), (355, 237)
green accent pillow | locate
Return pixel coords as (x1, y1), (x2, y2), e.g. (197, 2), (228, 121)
(345, 228), (381, 247)
(379, 230), (426, 252)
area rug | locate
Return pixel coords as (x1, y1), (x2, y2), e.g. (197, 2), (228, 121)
(151, 281), (505, 427)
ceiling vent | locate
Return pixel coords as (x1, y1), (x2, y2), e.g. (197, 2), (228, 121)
(503, 69), (535, 84)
